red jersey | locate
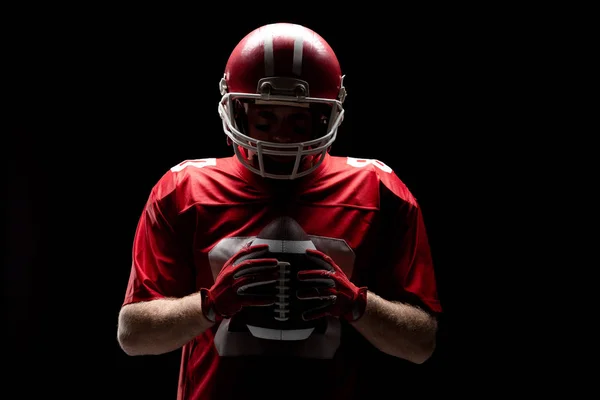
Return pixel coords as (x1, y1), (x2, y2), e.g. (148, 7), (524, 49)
(123, 153), (441, 399)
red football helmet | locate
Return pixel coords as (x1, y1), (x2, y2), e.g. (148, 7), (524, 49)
(218, 23), (347, 180)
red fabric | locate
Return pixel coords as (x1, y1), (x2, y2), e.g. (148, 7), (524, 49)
(122, 153), (442, 399)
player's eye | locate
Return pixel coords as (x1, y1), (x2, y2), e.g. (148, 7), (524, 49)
(255, 124), (270, 132)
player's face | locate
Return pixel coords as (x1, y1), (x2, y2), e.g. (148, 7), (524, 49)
(241, 103), (325, 177)
(246, 104), (314, 161)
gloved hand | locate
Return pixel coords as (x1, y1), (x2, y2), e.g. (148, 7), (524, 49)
(200, 244), (280, 322)
(296, 248), (368, 322)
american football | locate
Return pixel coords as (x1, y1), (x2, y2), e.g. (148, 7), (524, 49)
(230, 216), (331, 341)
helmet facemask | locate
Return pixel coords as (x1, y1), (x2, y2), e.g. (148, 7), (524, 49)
(218, 76), (345, 180)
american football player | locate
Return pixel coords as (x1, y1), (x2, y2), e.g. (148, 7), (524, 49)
(117, 22), (442, 400)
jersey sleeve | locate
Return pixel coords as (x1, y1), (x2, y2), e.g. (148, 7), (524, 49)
(122, 170), (195, 306)
(375, 169), (442, 315)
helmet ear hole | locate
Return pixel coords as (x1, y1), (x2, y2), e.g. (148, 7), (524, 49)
(310, 103), (332, 139)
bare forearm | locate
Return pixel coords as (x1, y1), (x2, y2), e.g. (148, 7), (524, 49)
(117, 292), (214, 356)
(350, 291), (438, 364)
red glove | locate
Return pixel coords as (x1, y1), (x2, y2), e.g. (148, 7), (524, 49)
(296, 248), (368, 322)
(200, 244), (280, 322)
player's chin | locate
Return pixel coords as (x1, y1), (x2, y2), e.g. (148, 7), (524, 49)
(264, 154), (298, 163)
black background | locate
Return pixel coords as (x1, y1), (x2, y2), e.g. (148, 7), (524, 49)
(4, 5), (530, 398)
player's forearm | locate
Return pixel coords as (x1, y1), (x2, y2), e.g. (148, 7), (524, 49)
(117, 292), (214, 356)
(350, 291), (438, 364)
